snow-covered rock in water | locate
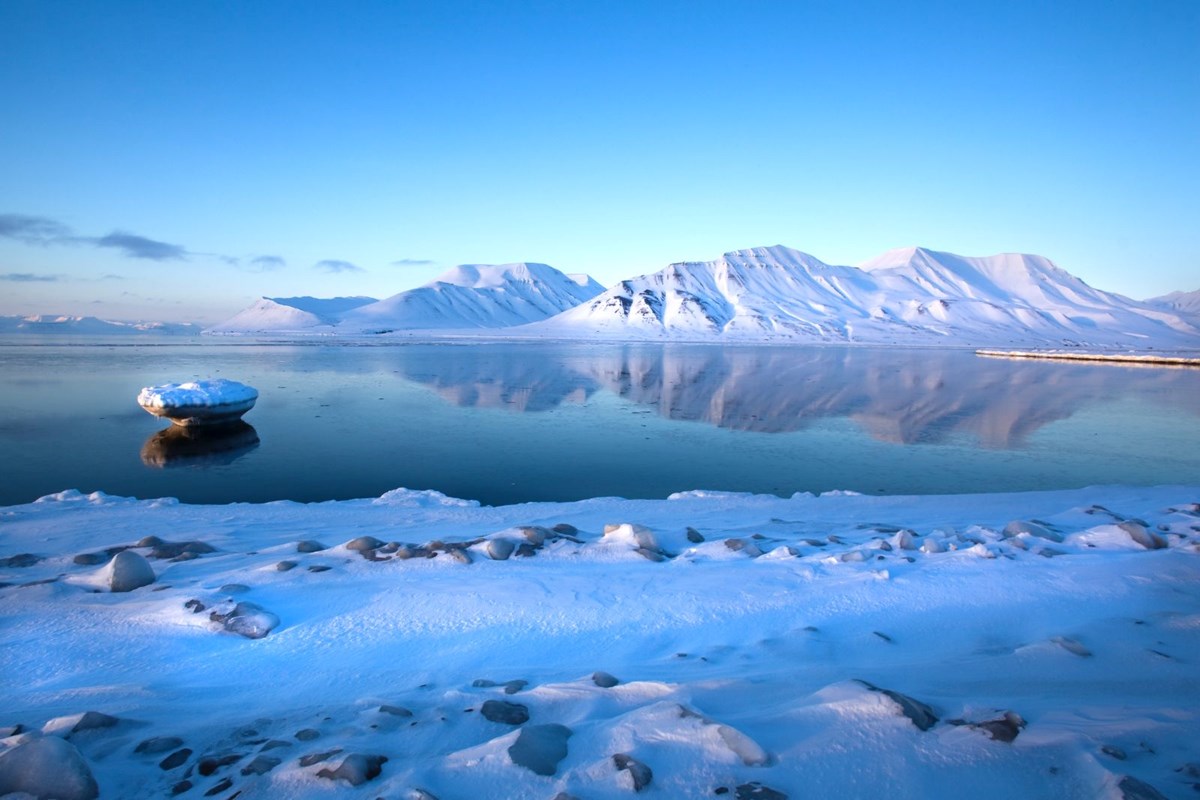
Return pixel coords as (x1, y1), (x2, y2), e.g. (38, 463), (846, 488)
(530, 245), (1200, 348)
(100, 550), (155, 592)
(204, 296), (377, 334)
(0, 735), (99, 799)
(137, 379), (258, 427)
(336, 262), (604, 333)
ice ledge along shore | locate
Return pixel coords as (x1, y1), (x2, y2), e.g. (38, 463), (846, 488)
(2, 484), (1199, 800)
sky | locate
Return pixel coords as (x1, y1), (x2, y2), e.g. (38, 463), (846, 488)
(1, 0), (1197, 324)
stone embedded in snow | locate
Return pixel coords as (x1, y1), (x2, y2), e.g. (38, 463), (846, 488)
(204, 776), (233, 795)
(345, 536), (385, 552)
(487, 538), (516, 560)
(316, 753), (387, 786)
(736, 782), (789, 800)
(210, 602), (280, 639)
(102, 550), (155, 592)
(592, 670), (620, 688)
(0, 736), (99, 800)
(0, 553), (42, 568)
(379, 705), (413, 717)
(857, 681), (939, 731)
(724, 538), (763, 557)
(1003, 520), (1063, 542)
(240, 754), (281, 775)
(1118, 775), (1169, 800)
(970, 712), (1026, 743)
(507, 724), (572, 776)
(920, 537), (944, 554)
(197, 753), (243, 775)
(1051, 636), (1093, 657)
(411, 790), (441, 800)
(613, 752), (653, 791)
(519, 526), (551, 545)
(43, 711), (120, 738)
(717, 724), (770, 766)
(137, 379), (258, 427)
(480, 700), (529, 725)
(275, 560), (297, 572)
(295, 729), (320, 741)
(135, 736), (183, 755)
(296, 540), (327, 553)
(447, 548), (472, 564)
(551, 523), (578, 535)
(158, 748), (191, 770)
(686, 527), (705, 543)
(1118, 521), (1167, 550)
(298, 748), (341, 766)
(146, 540), (216, 560)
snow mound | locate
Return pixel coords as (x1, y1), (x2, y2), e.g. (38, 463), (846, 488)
(137, 379), (258, 409)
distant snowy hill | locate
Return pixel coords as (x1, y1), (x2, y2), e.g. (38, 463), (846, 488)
(530, 245), (1199, 348)
(334, 262), (604, 333)
(0, 315), (200, 335)
(1146, 288), (1200, 321)
(205, 296), (377, 334)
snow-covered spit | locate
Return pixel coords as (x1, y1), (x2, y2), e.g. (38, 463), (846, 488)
(2, 485), (1198, 799)
(0, 315), (201, 336)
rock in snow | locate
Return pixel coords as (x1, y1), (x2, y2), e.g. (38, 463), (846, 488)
(316, 753), (387, 786)
(0, 736), (99, 800)
(507, 724), (572, 776)
(102, 550), (156, 592)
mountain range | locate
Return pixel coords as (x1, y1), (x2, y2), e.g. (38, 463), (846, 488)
(0, 315), (201, 335)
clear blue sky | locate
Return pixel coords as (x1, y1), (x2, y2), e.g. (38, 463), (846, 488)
(2, 0), (1197, 323)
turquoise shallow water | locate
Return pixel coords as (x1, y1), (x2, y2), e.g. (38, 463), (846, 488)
(0, 338), (1197, 506)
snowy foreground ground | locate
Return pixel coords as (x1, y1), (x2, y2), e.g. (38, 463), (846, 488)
(2, 485), (1199, 800)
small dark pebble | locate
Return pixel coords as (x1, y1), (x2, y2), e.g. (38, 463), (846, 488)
(160, 748), (193, 770)
(295, 729), (320, 741)
(736, 782), (788, 800)
(171, 780), (193, 795)
(307, 565), (332, 573)
(198, 754), (243, 776)
(275, 561), (297, 572)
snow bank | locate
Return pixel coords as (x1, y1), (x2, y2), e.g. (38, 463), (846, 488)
(2, 484), (1197, 799)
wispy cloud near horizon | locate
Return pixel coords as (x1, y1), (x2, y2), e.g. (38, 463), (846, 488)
(0, 214), (73, 245)
(0, 272), (60, 282)
(92, 231), (188, 261)
(248, 255), (286, 272)
(390, 258), (435, 266)
(314, 259), (364, 274)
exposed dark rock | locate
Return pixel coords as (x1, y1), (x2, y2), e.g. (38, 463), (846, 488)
(66, 711), (120, 736)
(1051, 636), (1092, 657)
(724, 538), (762, 556)
(137, 536), (165, 547)
(552, 523), (578, 535)
(345, 536), (385, 552)
(0, 735), (99, 800)
(1119, 522), (1167, 550)
(970, 712), (1025, 743)
(240, 754), (280, 775)
(307, 565), (331, 573)
(447, 548), (472, 564)
(1118, 775), (1169, 800)
(275, 560), (297, 572)
(74, 547), (126, 566)
(519, 526), (552, 545)
(613, 753), (652, 791)
(736, 782), (788, 800)
(159, 748), (193, 770)
(686, 526), (705, 543)
(857, 681), (938, 731)
(634, 547), (666, 562)
(593, 671), (619, 688)
(368, 703), (409, 719)
(515, 543), (539, 558)
(295, 729), (320, 741)
(316, 753), (387, 786)
(296, 540), (327, 553)
(148, 541), (216, 560)
(137, 736), (184, 755)
(203, 776), (233, 796)
(259, 740), (291, 752)
(507, 724), (572, 776)
(107, 550), (156, 592)
(219, 584), (250, 594)
(503, 680), (528, 695)
(171, 779), (193, 795)
(298, 748), (341, 767)
(481, 700), (529, 725)
(198, 753), (243, 776)
(1102, 745), (1127, 760)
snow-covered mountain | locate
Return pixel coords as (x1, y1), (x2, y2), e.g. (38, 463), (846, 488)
(334, 262), (604, 333)
(0, 315), (200, 335)
(531, 245), (1199, 348)
(1146, 288), (1200, 321)
(204, 296), (377, 334)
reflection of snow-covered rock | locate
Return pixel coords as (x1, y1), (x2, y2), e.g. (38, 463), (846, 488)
(532, 245), (1200, 348)
(336, 262), (604, 333)
(140, 421), (260, 467)
(204, 296), (377, 334)
(137, 379), (258, 427)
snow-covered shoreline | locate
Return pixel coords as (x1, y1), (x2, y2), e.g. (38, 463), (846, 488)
(2, 484), (1198, 799)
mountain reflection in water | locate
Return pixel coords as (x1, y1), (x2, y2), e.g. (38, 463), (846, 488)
(395, 346), (1200, 448)
(141, 422), (260, 468)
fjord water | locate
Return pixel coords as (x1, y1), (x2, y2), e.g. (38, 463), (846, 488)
(1, 339), (1197, 507)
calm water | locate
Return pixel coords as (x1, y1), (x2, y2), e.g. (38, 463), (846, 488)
(1, 339), (1197, 506)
